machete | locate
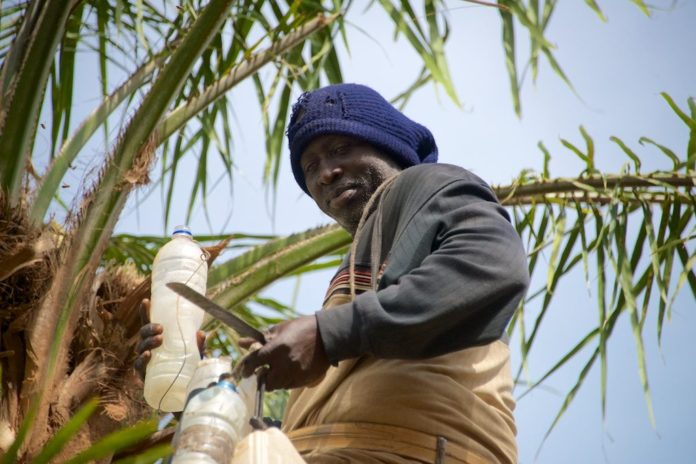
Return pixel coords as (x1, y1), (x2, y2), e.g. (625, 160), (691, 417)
(166, 282), (266, 345)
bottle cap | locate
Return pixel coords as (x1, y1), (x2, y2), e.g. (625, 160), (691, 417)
(217, 379), (238, 393)
(172, 225), (193, 237)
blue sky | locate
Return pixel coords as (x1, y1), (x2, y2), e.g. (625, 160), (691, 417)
(108, 2), (695, 462)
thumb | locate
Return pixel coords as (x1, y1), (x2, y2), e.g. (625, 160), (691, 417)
(238, 337), (259, 350)
(240, 348), (269, 378)
(240, 350), (259, 378)
(138, 299), (151, 326)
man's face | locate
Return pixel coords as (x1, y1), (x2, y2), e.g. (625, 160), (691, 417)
(300, 134), (402, 234)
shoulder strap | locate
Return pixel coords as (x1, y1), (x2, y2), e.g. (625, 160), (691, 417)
(349, 172), (400, 298)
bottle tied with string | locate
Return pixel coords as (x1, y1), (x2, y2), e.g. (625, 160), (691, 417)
(144, 225), (208, 412)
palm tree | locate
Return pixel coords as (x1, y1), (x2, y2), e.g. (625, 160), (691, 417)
(0, 0), (692, 462)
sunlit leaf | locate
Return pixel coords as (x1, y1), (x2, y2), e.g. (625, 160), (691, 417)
(212, 225), (351, 309)
(518, 328), (599, 401)
(610, 136), (642, 172)
(630, 0), (651, 16)
(112, 444), (173, 464)
(536, 348), (599, 457)
(499, 2), (520, 116)
(32, 398), (99, 464)
(64, 420), (160, 464)
(639, 136), (680, 170)
(584, 0), (607, 21)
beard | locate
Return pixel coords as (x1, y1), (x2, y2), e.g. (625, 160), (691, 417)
(332, 165), (396, 235)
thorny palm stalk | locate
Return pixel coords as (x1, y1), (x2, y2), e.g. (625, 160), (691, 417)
(0, 0), (340, 460)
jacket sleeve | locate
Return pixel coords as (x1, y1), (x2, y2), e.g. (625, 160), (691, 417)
(316, 166), (530, 363)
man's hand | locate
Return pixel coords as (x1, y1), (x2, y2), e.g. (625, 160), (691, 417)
(134, 299), (206, 380)
(239, 315), (330, 391)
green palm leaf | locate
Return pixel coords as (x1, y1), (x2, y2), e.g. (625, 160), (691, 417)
(0, 1), (73, 202)
(17, 0), (237, 451)
(211, 225), (351, 309)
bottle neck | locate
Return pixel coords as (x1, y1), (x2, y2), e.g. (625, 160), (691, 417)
(217, 380), (238, 393)
(172, 225), (193, 239)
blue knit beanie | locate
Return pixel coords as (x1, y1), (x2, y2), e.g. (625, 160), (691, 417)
(287, 83), (438, 194)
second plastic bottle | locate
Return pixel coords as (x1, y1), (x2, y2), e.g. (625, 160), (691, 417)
(144, 225), (208, 412)
(170, 378), (250, 463)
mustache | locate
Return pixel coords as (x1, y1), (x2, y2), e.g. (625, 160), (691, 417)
(325, 181), (362, 206)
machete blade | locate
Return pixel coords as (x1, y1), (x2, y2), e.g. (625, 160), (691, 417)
(166, 282), (266, 344)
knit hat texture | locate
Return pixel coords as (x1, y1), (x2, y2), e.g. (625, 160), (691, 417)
(287, 83), (438, 194)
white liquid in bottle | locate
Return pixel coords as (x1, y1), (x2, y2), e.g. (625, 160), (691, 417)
(143, 225), (207, 412)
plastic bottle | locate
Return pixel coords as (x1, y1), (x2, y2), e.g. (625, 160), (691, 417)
(144, 225), (208, 412)
(185, 357), (233, 401)
(171, 378), (250, 464)
(232, 428), (307, 464)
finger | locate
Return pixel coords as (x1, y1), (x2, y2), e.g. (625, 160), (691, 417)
(240, 351), (259, 378)
(138, 299), (151, 326)
(136, 334), (162, 356)
(238, 337), (257, 350)
(240, 349), (271, 379)
(196, 330), (206, 357)
(264, 368), (284, 391)
(134, 351), (151, 380)
(139, 322), (163, 339)
(265, 364), (301, 391)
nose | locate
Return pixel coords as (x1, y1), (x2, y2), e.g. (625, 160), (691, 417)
(317, 159), (342, 185)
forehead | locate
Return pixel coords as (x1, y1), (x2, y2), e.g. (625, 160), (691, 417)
(300, 134), (357, 162)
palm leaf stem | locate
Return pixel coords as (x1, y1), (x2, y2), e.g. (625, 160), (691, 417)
(495, 173), (694, 205)
(20, 0), (236, 454)
(502, 191), (691, 206)
(212, 225), (350, 309)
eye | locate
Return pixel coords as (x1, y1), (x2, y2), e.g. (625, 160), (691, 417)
(331, 143), (349, 157)
(303, 160), (317, 175)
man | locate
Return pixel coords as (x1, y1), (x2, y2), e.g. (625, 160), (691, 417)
(138, 83), (529, 463)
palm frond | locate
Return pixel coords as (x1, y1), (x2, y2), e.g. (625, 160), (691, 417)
(210, 225), (350, 309)
(498, 94), (695, 437)
(30, 50), (168, 223)
(63, 420), (165, 464)
(17, 0), (237, 452)
(0, 0), (73, 203)
(31, 398), (99, 464)
(377, 0), (460, 105)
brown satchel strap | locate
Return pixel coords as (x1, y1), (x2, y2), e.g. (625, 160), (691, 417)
(287, 422), (490, 464)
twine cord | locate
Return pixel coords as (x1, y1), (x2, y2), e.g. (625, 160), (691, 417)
(349, 173), (400, 299)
